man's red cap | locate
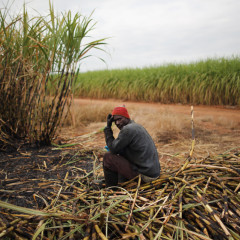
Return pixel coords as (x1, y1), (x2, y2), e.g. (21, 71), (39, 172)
(112, 107), (130, 119)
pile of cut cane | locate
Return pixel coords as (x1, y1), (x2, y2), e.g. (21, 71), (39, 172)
(0, 151), (239, 239)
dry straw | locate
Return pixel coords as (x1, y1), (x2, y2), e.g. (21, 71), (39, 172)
(0, 149), (239, 239)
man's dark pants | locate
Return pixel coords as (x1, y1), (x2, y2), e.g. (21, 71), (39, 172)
(103, 152), (139, 187)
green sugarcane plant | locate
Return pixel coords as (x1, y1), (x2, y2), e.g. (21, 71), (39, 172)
(73, 57), (240, 105)
(0, 2), (107, 150)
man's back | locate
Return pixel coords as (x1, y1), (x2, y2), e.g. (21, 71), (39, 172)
(105, 120), (160, 178)
(118, 121), (160, 178)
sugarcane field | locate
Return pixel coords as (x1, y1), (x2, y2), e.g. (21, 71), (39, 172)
(1, 2), (240, 240)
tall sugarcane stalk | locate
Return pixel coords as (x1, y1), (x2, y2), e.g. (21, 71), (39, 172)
(0, 2), (107, 150)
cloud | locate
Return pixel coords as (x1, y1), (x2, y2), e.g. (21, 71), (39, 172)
(1, 0), (240, 71)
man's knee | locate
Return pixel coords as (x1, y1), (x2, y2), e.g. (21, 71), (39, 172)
(103, 152), (115, 169)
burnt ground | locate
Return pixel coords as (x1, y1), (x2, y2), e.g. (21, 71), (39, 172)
(1, 99), (240, 210)
(0, 145), (102, 209)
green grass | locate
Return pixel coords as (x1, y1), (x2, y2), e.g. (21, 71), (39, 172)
(74, 57), (240, 106)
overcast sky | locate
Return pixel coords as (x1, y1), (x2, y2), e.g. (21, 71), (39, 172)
(1, 0), (240, 72)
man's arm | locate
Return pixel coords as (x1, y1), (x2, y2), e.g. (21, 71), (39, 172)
(104, 126), (131, 154)
(104, 126), (115, 149)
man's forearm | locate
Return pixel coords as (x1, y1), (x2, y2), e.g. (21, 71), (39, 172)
(104, 126), (114, 146)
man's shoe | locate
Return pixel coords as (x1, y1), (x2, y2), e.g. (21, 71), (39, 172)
(104, 168), (118, 187)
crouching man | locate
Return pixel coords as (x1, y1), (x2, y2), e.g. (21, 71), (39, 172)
(103, 106), (160, 187)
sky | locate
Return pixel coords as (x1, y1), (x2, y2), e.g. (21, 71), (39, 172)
(1, 0), (240, 72)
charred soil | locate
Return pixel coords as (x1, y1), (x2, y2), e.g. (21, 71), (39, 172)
(1, 99), (239, 209)
(0, 146), (101, 209)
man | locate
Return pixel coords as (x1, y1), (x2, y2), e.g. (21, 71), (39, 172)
(103, 106), (160, 187)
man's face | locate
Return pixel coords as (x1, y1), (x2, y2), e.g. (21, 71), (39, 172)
(113, 115), (130, 130)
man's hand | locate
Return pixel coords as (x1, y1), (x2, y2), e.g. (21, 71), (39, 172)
(107, 114), (113, 127)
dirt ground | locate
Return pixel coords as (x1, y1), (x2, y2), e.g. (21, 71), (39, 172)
(0, 146), (97, 209)
(60, 98), (240, 171)
(0, 98), (239, 209)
